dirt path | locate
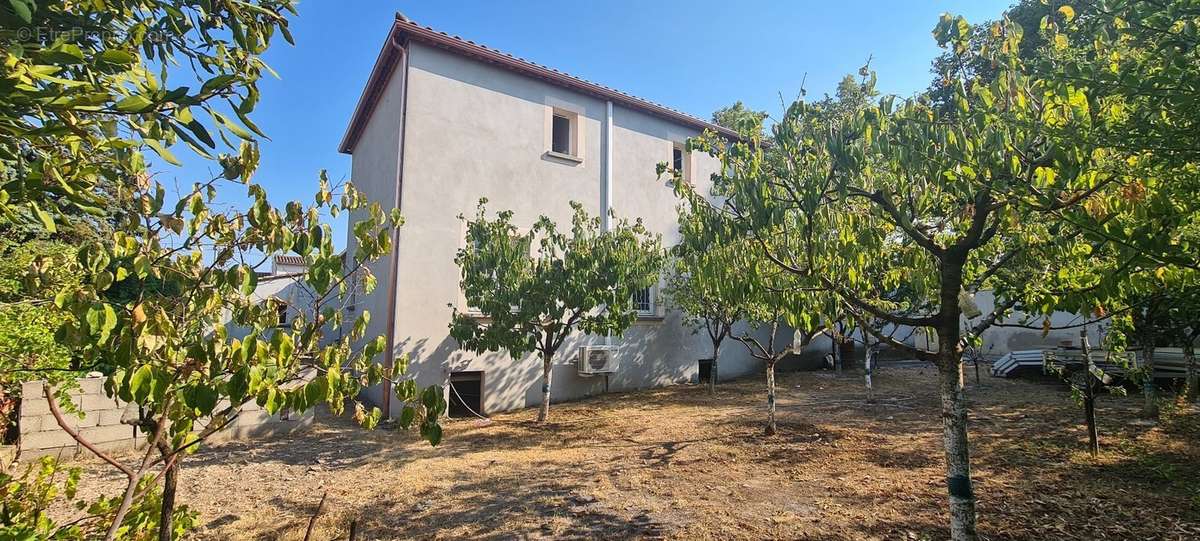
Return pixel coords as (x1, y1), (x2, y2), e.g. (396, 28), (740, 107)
(68, 366), (1200, 540)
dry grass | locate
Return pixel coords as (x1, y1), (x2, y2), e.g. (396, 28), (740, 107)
(69, 365), (1200, 540)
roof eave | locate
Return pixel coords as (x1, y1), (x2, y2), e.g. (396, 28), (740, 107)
(337, 18), (407, 155)
(339, 14), (737, 155)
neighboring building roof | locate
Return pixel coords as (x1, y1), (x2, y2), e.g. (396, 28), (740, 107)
(339, 12), (738, 154)
(274, 254), (306, 267)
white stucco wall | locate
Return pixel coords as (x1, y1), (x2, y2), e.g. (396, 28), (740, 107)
(346, 42), (772, 416)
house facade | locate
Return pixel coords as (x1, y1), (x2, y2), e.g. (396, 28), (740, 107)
(340, 14), (774, 417)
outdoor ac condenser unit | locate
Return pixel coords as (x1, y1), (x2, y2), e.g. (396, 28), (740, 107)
(577, 345), (618, 376)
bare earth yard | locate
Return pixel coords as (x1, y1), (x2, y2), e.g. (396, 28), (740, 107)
(68, 365), (1200, 540)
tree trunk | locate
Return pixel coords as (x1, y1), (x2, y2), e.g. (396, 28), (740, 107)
(1184, 340), (1197, 403)
(153, 428), (181, 541)
(709, 338), (722, 396)
(832, 334), (842, 373)
(1083, 394), (1099, 455)
(157, 460), (179, 541)
(764, 360), (777, 435)
(1080, 330), (1099, 457)
(938, 353), (977, 541)
(936, 261), (977, 541)
(865, 346), (875, 403)
(537, 351), (553, 423)
(1142, 334), (1158, 418)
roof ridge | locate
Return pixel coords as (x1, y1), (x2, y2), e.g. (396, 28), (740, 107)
(340, 15), (736, 153)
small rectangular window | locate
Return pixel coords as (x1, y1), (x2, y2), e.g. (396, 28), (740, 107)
(551, 114), (571, 154)
(274, 300), (289, 328)
(632, 286), (653, 315)
(672, 147), (684, 172)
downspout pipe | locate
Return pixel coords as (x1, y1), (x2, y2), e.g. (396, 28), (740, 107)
(603, 101), (613, 354)
(602, 100), (613, 232)
(380, 32), (410, 420)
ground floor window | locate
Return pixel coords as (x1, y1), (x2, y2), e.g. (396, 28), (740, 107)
(448, 371), (484, 418)
(632, 286), (654, 316)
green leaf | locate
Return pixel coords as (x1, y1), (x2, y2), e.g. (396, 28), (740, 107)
(130, 365), (153, 403)
(144, 139), (182, 166)
(30, 202), (55, 233)
(213, 111), (256, 141)
(201, 75), (236, 94)
(398, 405), (416, 428)
(114, 95), (153, 113)
(228, 368), (249, 403)
(8, 0), (32, 23)
(420, 421), (443, 446)
(98, 49), (137, 65)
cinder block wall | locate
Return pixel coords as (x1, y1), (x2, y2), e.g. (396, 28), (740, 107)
(17, 377), (313, 461)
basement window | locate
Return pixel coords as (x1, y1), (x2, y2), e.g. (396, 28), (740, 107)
(448, 371), (484, 419)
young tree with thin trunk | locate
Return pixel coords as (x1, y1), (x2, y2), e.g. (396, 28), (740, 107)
(663, 208), (752, 395)
(662, 259), (736, 396)
(48, 172), (445, 540)
(449, 200), (664, 424)
(1045, 329), (1129, 457)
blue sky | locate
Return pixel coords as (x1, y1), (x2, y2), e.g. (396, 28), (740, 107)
(165, 0), (1013, 254)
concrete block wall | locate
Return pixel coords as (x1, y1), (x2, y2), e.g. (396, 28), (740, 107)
(17, 377), (313, 462)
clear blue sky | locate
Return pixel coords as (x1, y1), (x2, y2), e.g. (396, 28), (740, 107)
(165, 0), (1013, 255)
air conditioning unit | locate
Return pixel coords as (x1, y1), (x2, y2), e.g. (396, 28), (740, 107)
(577, 345), (618, 376)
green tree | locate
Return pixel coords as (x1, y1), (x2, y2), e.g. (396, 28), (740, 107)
(674, 10), (1174, 537)
(0, 238), (79, 437)
(47, 168), (444, 540)
(666, 167), (833, 433)
(0, 0), (296, 227)
(449, 200), (664, 423)
(663, 215), (747, 395)
(711, 101), (767, 132)
(1, 2), (450, 539)
(1033, 0), (1200, 414)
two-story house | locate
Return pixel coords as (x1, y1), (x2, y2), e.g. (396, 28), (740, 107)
(340, 13), (773, 418)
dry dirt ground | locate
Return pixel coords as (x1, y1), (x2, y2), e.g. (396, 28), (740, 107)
(68, 365), (1200, 540)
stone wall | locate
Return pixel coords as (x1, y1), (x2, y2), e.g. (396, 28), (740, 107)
(17, 377), (313, 461)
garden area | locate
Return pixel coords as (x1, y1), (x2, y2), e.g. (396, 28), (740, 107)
(3, 0), (1200, 540)
(64, 366), (1200, 540)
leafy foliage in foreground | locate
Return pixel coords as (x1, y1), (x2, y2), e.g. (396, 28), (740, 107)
(0, 0), (297, 228)
(0, 456), (195, 540)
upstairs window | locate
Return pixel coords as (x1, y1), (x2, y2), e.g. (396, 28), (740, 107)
(551, 114), (572, 155)
(672, 143), (690, 182)
(545, 107), (582, 162)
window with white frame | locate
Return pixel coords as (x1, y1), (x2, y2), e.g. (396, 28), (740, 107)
(632, 286), (654, 316)
(545, 106), (582, 161)
(672, 143), (690, 182)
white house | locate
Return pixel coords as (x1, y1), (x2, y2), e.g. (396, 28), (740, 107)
(339, 14), (775, 417)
